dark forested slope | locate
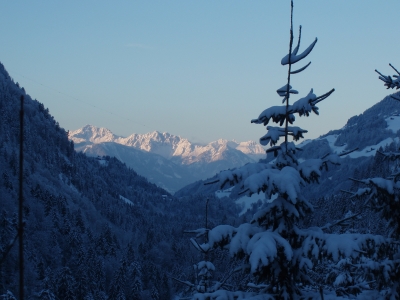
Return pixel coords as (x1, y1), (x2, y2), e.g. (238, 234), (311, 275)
(0, 63), (240, 299)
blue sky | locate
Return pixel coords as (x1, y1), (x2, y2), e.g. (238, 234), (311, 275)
(1, 1), (399, 144)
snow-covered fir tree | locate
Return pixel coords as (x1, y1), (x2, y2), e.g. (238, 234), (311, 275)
(338, 66), (400, 299)
(339, 167), (400, 298)
(180, 2), (394, 299)
(173, 198), (242, 297)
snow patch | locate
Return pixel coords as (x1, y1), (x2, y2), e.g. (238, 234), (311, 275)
(385, 115), (400, 133)
(344, 137), (399, 158)
(316, 134), (399, 159)
(215, 186), (234, 199)
(119, 195), (134, 206)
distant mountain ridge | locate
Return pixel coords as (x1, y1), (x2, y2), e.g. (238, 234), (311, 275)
(69, 125), (266, 193)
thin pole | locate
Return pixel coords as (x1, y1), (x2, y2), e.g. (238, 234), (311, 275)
(18, 95), (24, 300)
(205, 197), (209, 291)
(284, 0), (294, 152)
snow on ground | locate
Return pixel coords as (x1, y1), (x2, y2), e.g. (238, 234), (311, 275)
(297, 115), (400, 159)
(316, 134), (399, 159)
(323, 134), (347, 154)
(385, 114), (400, 133)
(215, 187), (235, 199)
(296, 138), (312, 147)
(98, 159), (107, 165)
(119, 195), (134, 206)
(345, 137), (400, 158)
(216, 115), (400, 217)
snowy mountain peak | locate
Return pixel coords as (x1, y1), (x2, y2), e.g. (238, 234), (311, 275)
(69, 125), (118, 145)
(69, 124), (270, 192)
(69, 125), (267, 192)
(70, 125), (265, 162)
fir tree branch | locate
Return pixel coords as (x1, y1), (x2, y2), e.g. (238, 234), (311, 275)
(189, 238), (209, 254)
(290, 61), (311, 74)
(213, 266), (242, 291)
(389, 63), (400, 76)
(312, 88), (335, 105)
(321, 212), (362, 231)
(349, 177), (366, 184)
(171, 277), (195, 288)
(338, 148), (359, 157)
(204, 178), (220, 185)
(340, 189), (354, 195)
(238, 188), (250, 195)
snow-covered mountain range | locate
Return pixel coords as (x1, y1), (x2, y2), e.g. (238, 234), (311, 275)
(69, 125), (266, 193)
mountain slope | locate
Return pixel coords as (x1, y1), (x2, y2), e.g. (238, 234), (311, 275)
(81, 142), (197, 192)
(176, 93), (400, 203)
(0, 62), (242, 298)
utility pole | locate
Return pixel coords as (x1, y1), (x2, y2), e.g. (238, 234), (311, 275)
(19, 95), (24, 300)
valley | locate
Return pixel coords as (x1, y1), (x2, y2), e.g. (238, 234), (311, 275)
(69, 125), (266, 193)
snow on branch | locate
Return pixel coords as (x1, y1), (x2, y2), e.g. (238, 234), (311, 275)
(246, 231), (293, 273)
(290, 89), (318, 116)
(298, 153), (340, 183)
(259, 126), (286, 146)
(242, 166), (304, 203)
(276, 84), (299, 102)
(281, 25), (318, 66)
(207, 225), (236, 249)
(260, 126), (308, 146)
(229, 223), (262, 256)
(358, 178), (396, 195)
(184, 228), (208, 238)
(190, 238), (210, 254)
(324, 233), (386, 262)
(375, 64), (400, 90)
(204, 162), (271, 189)
(297, 227), (388, 263)
(341, 187), (372, 198)
(291, 88), (335, 117)
(251, 105), (293, 126)
(251, 88), (335, 128)
(287, 126), (308, 141)
(344, 175), (400, 238)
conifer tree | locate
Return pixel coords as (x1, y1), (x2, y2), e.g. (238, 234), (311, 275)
(339, 65), (400, 299)
(200, 0), (334, 297)
(174, 198), (240, 296)
(180, 1), (392, 299)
